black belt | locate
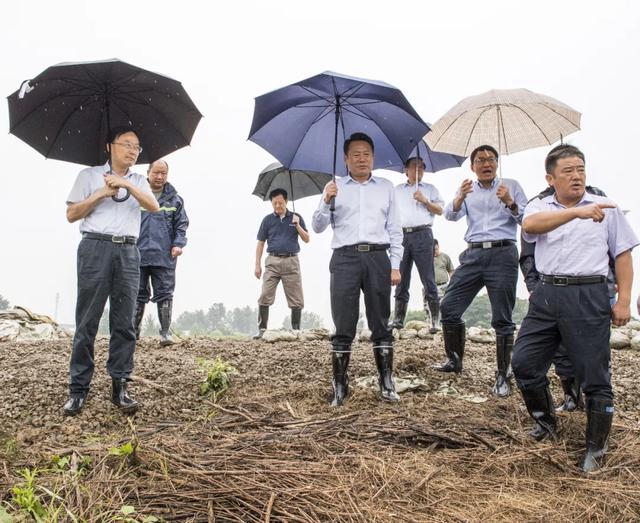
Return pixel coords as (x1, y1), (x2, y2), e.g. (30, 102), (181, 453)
(337, 243), (390, 253)
(402, 224), (431, 233)
(83, 232), (137, 245)
(539, 274), (606, 286)
(468, 240), (514, 249)
(269, 253), (297, 258)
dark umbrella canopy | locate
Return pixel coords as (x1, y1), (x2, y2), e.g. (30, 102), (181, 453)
(7, 58), (202, 166)
(385, 140), (466, 173)
(252, 162), (332, 202)
(248, 71), (429, 176)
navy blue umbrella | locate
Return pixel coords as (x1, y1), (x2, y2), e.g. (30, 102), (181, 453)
(249, 71), (429, 181)
(385, 140), (466, 173)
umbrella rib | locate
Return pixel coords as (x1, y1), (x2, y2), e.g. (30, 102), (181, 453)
(539, 103), (580, 131)
(461, 106), (495, 155)
(42, 95), (103, 158)
(299, 85), (336, 106)
(497, 105), (509, 155)
(507, 104), (553, 145)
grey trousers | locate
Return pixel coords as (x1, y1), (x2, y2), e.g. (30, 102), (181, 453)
(68, 237), (140, 395)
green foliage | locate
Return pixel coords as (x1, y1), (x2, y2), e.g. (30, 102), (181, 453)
(111, 504), (158, 523)
(50, 455), (70, 472)
(405, 309), (427, 322)
(11, 468), (45, 521)
(142, 315), (160, 336)
(0, 505), (13, 523)
(198, 357), (237, 398)
(0, 294), (9, 310)
(3, 437), (18, 461)
(108, 442), (135, 457)
(282, 310), (324, 330)
(462, 293), (529, 328)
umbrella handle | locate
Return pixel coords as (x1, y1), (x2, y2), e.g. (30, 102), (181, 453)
(329, 195), (336, 212)
(112, 188), (131, 203)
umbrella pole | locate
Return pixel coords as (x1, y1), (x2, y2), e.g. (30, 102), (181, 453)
(289, 170), (296, 214)
(330, 98), (341, 212)
(106, 99), (113, 175)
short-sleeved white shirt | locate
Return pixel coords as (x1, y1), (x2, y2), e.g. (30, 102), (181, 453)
(66, 162), (153, 237)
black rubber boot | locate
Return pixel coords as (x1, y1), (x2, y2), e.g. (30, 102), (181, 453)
(427, 299), (441, 334)
(330, 346), (351, 407)
(111, 378), (139, 414)
(157, 299), (174, 346)
(389, 300), (408, 330)
(133, 302), (145, 340)
(433, 323), (465, 373)
(63, 393), (87, 416)
(373, 343), (400, 402)
(291, 307), (302, 331)
(521, 387), (557, 441)
(580, 398), (613, 473)
(493, 335), (514, 398)
(253, 305), (269, 339)
(556, 377), (584, 412)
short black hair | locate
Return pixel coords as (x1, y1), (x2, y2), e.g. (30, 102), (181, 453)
(404, 156), (426, 169)
(470, 144), (499, 164)
(545, 144), (585, 174)
(343, 132), (374, 154)
(107, 126), (138, 144)
(434, 239), (439, 246)
(269, 188), (288, 201)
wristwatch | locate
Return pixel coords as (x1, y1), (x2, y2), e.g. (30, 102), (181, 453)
(506, 201), (518, 211)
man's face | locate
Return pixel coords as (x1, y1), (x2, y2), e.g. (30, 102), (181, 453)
(471, 149), (498, 184)
(405, 159), (425, 185)
(148, 161), (168, 191)
(546, 156), (586, 202)
(271, 195), (287, 215)
(108, 131), (141, 168)
(345, 140), (374, 178)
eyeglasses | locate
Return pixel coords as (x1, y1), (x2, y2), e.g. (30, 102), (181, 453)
(112, 142), (143, 153)
(473, 157), (497, 165)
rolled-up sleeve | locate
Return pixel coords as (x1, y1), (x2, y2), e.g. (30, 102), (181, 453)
(444, 198), (466, 221)
(66, 170), (90, 204)
(521, 198), (545, 243)
(606, 207), (640, 258)
(508, 180), (528, 224)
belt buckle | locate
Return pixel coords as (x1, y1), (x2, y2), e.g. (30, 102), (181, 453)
(482, 241), (492, 249)
(406, 227), (414, 233)
(111, 235), (125, 244)
(357, 244), (371, 252)
(553, 276), (568, 286)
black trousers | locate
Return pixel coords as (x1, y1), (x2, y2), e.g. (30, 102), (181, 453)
(440, 244), (518, 335)
(394, 227), (437, 303)
(137, 266), (176, 304)
(69, 238), (139, 395)
(512, 281), (613, 401)
(330, 249), (393, 347)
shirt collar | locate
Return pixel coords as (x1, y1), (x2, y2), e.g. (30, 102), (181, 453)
(346, 173), (375, 184)
(551, 191), (595, 208)
(474, 177), (498, 189)
(103, 161), (132, 178)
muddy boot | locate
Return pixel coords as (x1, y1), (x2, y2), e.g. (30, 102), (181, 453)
(427, 299), (441, 334)
(521, 387), (557, 441)
(556, 377), (584, 412)
(580, 398), (613, 473)
(493, 335), (514, 398)
(63, 393), (87, 416)
(330, 345), (351, 407)
(291, 307), (302, 331)
(157, 299), (174, 346)
(373, 343), (400, 402)
(111, 378), (139, 414)
(133, 302), (145, 340)
(253, 305), (269, 339)
(389, 300), (408, 330)
(433, 323), (465, 373)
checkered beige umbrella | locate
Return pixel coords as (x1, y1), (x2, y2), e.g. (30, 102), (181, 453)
(425, 89), (581, 157)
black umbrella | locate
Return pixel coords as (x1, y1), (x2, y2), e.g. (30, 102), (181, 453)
(252, 162), (332, 212)
(7, 58), (202, 166)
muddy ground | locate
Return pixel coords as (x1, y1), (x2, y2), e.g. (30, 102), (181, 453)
(1, 335), (639, 521)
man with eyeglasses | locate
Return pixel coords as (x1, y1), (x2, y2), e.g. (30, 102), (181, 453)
(63, 127), (159, 416)
(390, 156), (444, 334)
(133, 159), (189, 346)
(512, 144), (638, 472)
(435, 145), (528, 398)
(313, 132), (403, 406)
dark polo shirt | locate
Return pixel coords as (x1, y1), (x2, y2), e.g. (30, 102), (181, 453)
(257, 211), (307, 254)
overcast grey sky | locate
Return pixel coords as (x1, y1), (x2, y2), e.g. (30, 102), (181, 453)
(1, 0), (639, 327)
